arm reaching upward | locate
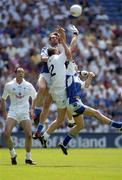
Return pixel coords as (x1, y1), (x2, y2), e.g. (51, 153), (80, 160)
(70, 34), (78, 52)
(69, 25), (79, 52)
(59, 33), (72, 61)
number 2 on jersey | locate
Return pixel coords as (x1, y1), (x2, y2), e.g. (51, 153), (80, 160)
(49, 64), (56, 77)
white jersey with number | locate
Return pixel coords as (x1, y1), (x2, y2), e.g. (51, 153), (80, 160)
(47, 52), (67, 108)
(2, 78), (37, 112)
(39, 43), (64, 87)
(48, 52), (67, 91)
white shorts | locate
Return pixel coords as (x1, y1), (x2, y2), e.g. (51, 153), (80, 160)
(38, 73), (51, 88)
(50, 89), (67, 109)
(7, 110), (30, 123)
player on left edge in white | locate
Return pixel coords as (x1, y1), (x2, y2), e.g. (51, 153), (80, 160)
(1, 67), (37, 165)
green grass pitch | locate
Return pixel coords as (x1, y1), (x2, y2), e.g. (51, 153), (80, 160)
(0, 148), (122, 180)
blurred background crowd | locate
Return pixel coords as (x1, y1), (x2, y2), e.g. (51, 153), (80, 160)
(0, 0), (122, 135)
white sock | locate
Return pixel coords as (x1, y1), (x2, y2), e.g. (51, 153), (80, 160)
(9, 148), (16, 158)
(26, 152), (31, 160)
(68, 118), (75, 124)
(43, 132), (50, 140)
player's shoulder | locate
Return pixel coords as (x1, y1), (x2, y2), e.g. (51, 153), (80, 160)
(23, 79), (32, 85)
(4, 79), (15, 87)
(48, 54), (58, 63)
(23, 79), (34, 88)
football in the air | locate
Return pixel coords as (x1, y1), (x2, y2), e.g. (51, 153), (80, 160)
(70, 4), (82, 17)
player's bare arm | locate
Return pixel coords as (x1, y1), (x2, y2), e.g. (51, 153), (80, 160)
(40, 55), (48, 62)
(1, 98), (7, 120)
(69, 26), (79, 52)
(59, 34), (72, 60)
(84, 72), (95, 88)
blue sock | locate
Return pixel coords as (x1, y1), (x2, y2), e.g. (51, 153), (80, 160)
(110, 121), (122, 128)
(63, 134), (73, 147)
(37, 123), (44, 132)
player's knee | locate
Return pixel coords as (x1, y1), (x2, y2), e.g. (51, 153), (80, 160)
(55, 120), (62, 128)
(4, 130), (11, 139)
(94, 110), (100, 117)
(38, 78), (47, 92)
(76, 122), (84, 130)
(79, 123), (84, 129)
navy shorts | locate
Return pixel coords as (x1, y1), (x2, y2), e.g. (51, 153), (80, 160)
(67, 98), (86, 117)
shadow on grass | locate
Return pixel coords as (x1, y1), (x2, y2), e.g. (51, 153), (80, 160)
(1, 163), (122, 169)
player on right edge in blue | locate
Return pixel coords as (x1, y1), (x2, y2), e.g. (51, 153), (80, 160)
(58, 65), (122, 155)
(58, 26), (122, 154)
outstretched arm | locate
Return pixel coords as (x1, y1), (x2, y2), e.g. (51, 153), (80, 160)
(70, 34), (78, 52)
(69, 25), (79, 52)
(57, 27), (72, 60)
(60, 33), (72, 61)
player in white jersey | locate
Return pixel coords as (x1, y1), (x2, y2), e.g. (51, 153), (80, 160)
(48, 46), (67, 108)
(1, 67), (36, 165)
(38, 30), (72, 147)
(32, 32), (65, 139)
(32, 27), (79, 141)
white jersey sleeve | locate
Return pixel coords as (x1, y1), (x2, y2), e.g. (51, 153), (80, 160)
(58, 52), (67, 63)
(2, 83), (10, 100)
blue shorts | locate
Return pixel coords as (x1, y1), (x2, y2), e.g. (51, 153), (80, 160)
(67, 97), (86, 117)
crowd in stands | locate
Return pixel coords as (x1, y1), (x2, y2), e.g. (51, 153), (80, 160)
(0, 0), (122, 133)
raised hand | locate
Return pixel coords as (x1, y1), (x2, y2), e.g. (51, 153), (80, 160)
(70, 25), (79, 35)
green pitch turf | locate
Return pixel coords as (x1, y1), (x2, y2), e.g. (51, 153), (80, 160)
(0, 148), (122, 180)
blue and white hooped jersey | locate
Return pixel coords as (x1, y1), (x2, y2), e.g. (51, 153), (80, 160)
(40, 46), (49, 73)
(66, 74), (86, 116)
(66, 74), (84, 102)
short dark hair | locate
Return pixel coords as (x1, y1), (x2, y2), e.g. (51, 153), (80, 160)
(47, 48), (57, 57)
(15, 66), (24, 73)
